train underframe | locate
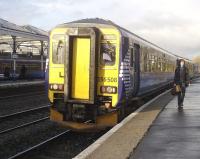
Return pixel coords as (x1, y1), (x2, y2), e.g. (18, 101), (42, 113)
(50, 97), (119, 131)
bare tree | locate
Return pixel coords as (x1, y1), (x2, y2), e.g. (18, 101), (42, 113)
(192, 55), (200, 64)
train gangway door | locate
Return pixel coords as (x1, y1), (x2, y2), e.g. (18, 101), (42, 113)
(71, 37), (91, 100)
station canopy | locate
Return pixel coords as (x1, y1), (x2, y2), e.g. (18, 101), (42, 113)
(0, 18), (48, 56)
(0, 18), (48, 43)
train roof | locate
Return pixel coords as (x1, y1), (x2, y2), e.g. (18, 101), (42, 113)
(67, 18), (116, 26)
(57, 18), (191, 62)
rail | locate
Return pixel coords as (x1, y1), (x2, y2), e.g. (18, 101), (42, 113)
(0, 104), (50, 120)
(0, 117), (49, 135)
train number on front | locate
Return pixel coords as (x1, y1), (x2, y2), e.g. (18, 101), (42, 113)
(97, 77), (117, 82)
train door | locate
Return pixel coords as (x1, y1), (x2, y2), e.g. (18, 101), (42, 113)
(132, 44), (140, 95)
(130, 48), (135, 91)
(64, 28), (99, 104)
(71, 37), (91, 99)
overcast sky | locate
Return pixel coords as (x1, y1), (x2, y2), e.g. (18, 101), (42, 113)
(0, 0), (199, 59)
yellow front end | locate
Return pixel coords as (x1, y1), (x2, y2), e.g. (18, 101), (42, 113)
(97, 28), (120, 108)
(48, 25), (121, 131)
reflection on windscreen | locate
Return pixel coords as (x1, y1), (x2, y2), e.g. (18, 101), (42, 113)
(52, 36), (65, 64)
(101, 42), (116, 65)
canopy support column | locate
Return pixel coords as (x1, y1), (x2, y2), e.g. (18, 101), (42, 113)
(12, 36), (17, 80)
(40, 40), (44, 72)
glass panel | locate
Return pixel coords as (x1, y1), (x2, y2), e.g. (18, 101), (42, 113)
(101, 42), (116, 65)
(52, 35), (65, 64)
(130, 48), (134, 67)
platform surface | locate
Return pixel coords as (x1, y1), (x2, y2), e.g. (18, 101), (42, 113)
(130, 79), (200, 159)
(74, 90), (174, 159)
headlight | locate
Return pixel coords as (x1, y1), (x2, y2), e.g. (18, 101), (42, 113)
(49, 84), (64, 91)
(53, 84), (58, 90)
(100, 86), (117, 94)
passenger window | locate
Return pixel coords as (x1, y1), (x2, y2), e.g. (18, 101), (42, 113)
(143, 51), (148, 72)
(101, 42), (116, 65)
(52, 35), (65, 64)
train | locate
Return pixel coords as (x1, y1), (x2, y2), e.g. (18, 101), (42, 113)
(0, 53), (45, 80)
(48, 18), (199, 131)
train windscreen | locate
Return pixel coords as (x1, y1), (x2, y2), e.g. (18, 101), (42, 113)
(52, 35), (65, 64)
(100, 42), (116, 66)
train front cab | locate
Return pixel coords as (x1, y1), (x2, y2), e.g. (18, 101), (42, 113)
(49, 25), (121, 131)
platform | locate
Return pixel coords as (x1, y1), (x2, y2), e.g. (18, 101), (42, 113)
(74, 91), (174, 159)
(0, 80), (45, 88)
(130, 79), (200, 159)
(74, 79), (200, 159)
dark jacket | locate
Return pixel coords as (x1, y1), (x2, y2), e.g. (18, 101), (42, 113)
(174, 66), (189, 85)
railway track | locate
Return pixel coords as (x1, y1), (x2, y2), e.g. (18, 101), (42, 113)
(0, 91), (49, 117)
(0, 84), (173, 159)
(0, 117), (49, 135)
(0, 103), (53, 159)
(0, 83), (45, 98)
(0, 104), (50, 137)
(0, 91), (46, 100)
(6, 121), (92, 159)
(4, 88), (172, 159)
(7, 130), (71, 159)
(0, 104), (50, 121)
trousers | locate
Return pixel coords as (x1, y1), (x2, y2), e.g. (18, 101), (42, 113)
(178, 83), (186, 106)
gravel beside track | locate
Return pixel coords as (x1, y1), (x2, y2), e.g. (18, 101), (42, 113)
(0, 83), (52, 159)
(0, 106), (49, 133)
(17, 129), (108, 159)
(0, 120), (67, 159)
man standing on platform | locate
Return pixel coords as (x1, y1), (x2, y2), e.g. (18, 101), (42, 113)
(174, 59), (190, 108)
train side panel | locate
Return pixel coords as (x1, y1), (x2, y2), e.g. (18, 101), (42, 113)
(119, 29), (176, 98)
